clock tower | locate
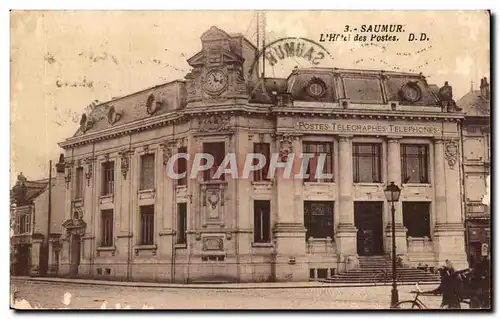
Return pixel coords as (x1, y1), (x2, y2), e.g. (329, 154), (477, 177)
(185, 26), (256, 105)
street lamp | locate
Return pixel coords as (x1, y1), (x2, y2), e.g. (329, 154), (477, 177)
(384, 181), (402, 308)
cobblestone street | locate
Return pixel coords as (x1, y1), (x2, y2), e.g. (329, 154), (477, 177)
(11, 278), (445, 310)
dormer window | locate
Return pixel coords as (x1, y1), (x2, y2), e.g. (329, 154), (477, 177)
(400, 82), (422, 103)
(305, 78), (326, 99)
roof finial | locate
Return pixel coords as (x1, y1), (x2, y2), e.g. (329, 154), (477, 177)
(470, 80), (474, 92)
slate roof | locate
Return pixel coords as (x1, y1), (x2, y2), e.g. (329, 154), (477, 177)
(73, 81), (186, 137)
(456, 90), (490, 117)
(283, 67), (441, 105)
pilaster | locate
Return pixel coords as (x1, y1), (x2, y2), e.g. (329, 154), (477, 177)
(336, 135), (357, 265)
(433, 138), (467, 269)
(273, 133), (307, 282)
(386, 137), (407, 255)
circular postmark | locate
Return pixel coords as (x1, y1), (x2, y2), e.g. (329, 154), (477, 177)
(249, 37), (334, 79)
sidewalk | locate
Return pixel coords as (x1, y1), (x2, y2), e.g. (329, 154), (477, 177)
(13, 276), (440, 290)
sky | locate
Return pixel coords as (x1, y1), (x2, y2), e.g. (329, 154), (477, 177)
(10, 11), (490, 185)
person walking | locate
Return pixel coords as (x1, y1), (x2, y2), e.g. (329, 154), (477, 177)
(428, 261), (462, 309)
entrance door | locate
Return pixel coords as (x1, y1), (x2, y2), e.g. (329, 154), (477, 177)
(354, 202), (384, 256)
(69, 234), (81, 277)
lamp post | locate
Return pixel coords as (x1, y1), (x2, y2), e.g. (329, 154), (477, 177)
(384, 181), (402, 308)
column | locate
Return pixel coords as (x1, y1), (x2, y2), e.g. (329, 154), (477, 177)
(336, 135), (357, 270)
(386, 137), (407, 255)
(434, 138), (467, 269)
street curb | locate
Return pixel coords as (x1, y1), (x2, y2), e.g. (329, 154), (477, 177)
(13, 276), (441, 290)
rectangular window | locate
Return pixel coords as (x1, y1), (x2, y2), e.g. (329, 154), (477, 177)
(140, 154), (155, 190)
(401, 144), (429, 184)
(253, 143), (270, 181)
(304, 201), (334, 240)
(303, 142), (333, 182)
(75, 167), (84, 199)
(18, 212), (31, 234)
(353, 143), (382, 183)
(177, 203), (187, 244)
(177, 147), (188, 186)
(101, 210), (114, 247)
(101, 161), (115, 195)
(140, 205), (155, 245)
(203, 142), (225, 181)
(402, 202), (431, 238)
(253, 200), (271, 243)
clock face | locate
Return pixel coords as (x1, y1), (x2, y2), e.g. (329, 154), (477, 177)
(204, 70), (227, 94)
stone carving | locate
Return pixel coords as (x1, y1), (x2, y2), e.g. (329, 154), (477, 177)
(160, 141), (174, 166)
(207, 190), (220, 210)
(79, 114), (93, 133)
(62, 217), (87, 237)
(275, 133), (295, 162)
(119, 150), (132, 180)
(84, 157), (95, 186)
(145, 92), (164, 115)
(438, 81), (462, 112)
(198, 115), (231, 132)
(175, 137), (187, 149)
(64, 164), (72, 189)
(444, 140), (459, 168)
(202, 236), (223, 251)
(107, 105), (122, 125)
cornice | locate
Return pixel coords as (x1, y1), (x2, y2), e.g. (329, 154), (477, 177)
(59, 112), (184, 149)
(59, 104), (464, 149)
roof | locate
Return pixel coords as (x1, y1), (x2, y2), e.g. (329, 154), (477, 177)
(71, 80), (186, 137)
(256, 67), (441, 105)
(11, 177), (55, 205)
(456, 90), (490, 117)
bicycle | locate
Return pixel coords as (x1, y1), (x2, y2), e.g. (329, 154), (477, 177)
(372, 269), (400, 285)
(392, 283), (472, 309)
(392, 283), (430, 309)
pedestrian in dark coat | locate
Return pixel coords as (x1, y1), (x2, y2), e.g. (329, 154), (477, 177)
(469, 257), (490, 309)
(431, 265), (462, 309)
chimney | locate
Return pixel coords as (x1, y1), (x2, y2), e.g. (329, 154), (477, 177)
(480, 77), (490, 101)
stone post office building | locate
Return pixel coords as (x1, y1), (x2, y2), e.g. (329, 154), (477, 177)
(57, 26), (468, 283)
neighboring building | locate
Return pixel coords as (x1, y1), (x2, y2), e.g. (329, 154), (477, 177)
(10, 158), (66, 276)
(57, 26), (468, 283)
(457, 78), (491, 266)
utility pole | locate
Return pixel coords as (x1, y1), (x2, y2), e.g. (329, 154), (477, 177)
(261, 11), (266, 78)
(44, 160), (53, 276)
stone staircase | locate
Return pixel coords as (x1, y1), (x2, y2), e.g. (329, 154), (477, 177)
(323, 255), (440, 284)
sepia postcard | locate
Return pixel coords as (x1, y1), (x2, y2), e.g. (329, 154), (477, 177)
(10, 10), (491, 310)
